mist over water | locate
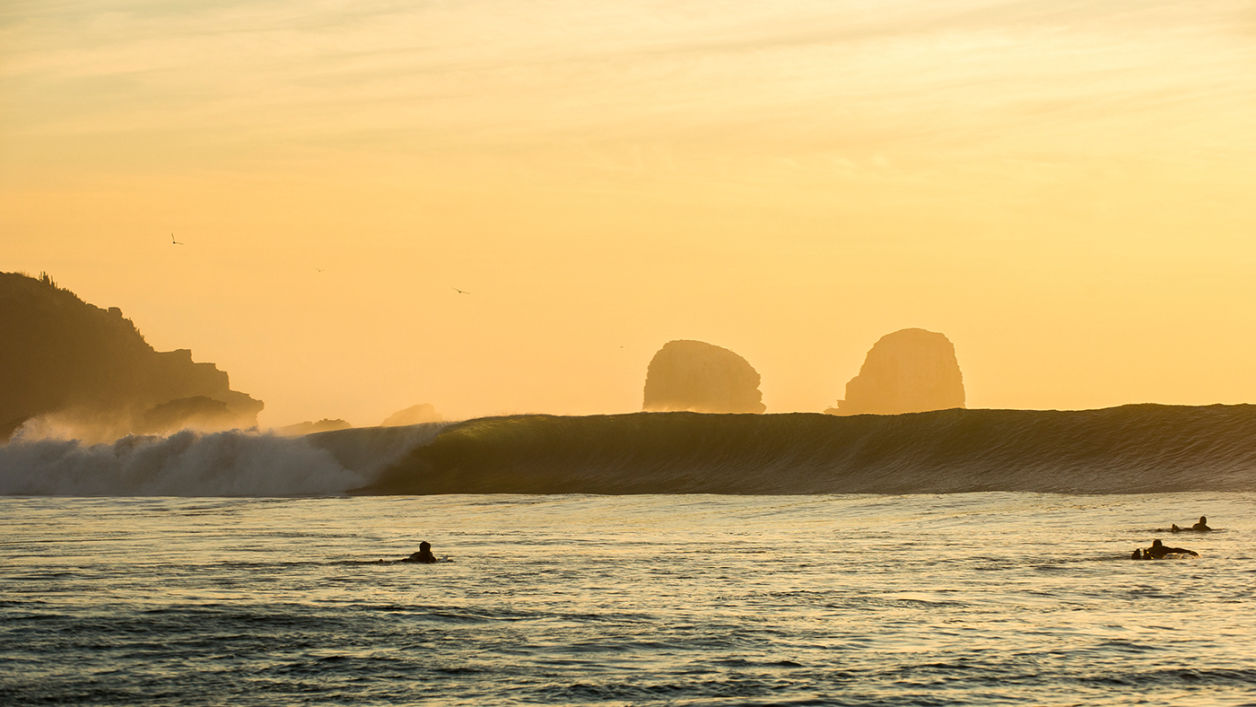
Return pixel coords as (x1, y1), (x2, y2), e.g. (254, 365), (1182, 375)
(0, 424), (446, 496)
(2, 493), (1254, 705)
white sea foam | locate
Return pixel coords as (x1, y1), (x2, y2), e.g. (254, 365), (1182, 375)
(0, 430), (365, 496)
(0, 419), (454, 497)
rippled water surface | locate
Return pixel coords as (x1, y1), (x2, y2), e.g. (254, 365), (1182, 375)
(2, 493), (1255, 705)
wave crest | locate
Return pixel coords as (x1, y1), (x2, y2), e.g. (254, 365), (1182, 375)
(360, 405), (1256, 495)
(5, 407), (1254, 496)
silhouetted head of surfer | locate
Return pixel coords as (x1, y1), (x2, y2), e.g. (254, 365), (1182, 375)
(1192, 516), (1210, 531)
(404, 541), (438, 563)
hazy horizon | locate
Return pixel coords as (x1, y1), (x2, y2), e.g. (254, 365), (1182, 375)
(5, 0), (1255, 426)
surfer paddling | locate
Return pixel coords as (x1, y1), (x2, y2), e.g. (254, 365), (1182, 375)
(375, 540), (440, 564)
(1170, 516), (1212, 533)
(1132, 539), (1198, 559)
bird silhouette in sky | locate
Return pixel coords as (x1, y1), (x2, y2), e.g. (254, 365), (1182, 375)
(453, 287), (470, 295)
(171, 233), (184, 246)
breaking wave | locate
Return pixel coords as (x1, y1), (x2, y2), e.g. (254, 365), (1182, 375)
(0, 424), (446, 496)
(360, 405), (1256, 495)
(3, 405), (1255, 496)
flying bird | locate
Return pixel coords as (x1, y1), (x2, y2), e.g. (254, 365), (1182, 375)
(453, 287), (470, 295)
(171, 233), (184, 246)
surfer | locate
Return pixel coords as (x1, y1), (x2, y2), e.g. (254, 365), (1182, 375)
(1131, 548), (1144, 560)
(1169, 516), (1211, 532)
(1144, 539), (1198, 559)
(401, 541), (438, 563)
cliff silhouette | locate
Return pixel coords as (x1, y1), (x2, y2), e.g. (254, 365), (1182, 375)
(0, 272), (262, 441)
(643, 340), (766, 413)
(828, 328), (965, 415)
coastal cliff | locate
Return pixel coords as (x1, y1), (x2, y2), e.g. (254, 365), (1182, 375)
(0, 272), (262, 441)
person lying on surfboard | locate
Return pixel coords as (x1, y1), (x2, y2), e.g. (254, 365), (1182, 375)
(1169, 516), (1212, 533)
(1142, 539), (1198, 559)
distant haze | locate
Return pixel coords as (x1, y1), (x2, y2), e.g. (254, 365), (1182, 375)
(3, 0), (1255, 425)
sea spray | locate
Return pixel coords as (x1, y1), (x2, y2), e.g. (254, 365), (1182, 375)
(0, 430), (360, 496)
(0, 423), (448, 496)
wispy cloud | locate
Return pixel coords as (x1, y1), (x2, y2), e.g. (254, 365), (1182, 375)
(3, 0), (1254, 169)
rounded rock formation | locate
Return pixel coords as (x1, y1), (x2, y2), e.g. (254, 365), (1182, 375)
(642, 340), (765, 413)
(828, 328), (964, 415)
(380, 404), (443, 427)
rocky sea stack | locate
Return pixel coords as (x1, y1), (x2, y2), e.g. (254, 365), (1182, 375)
(642, 340), (765, 413)
(828, 328), (964, 416)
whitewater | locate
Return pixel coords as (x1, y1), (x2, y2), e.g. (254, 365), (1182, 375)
(0, 423), (446, 497)
(3, 493), (1255, 705)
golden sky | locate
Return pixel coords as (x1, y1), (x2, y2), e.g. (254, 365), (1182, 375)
(3, 0), (1255, 426)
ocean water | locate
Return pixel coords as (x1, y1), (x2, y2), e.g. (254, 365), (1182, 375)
(2, 492), (1254, 706)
